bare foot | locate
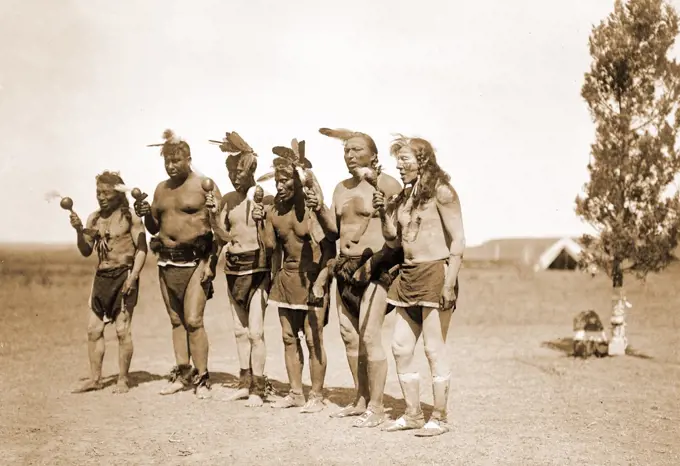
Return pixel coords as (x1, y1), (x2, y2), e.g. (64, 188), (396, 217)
(195, 384), (212, 400)
(300, 395), (325, 414)
(329, 403), (366, 418)
(159, 380), (185, 396)
(112, 377), (130, 394)
(72, 379), (103, 394)
(271, 392), (306, 409)
(245, 394), (264, 407)
(224, 387), (250, 402)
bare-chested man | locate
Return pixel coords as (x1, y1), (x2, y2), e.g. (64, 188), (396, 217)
(135, 130), (222, 399)
(252, 142), (336, 413)
(374, 135), (465, 437)
(205, 131), (275, 407)
(70, 171), (147, 394)
(311, 128), (402, 428)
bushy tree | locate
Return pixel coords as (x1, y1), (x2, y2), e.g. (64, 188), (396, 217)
(576, 0), (680, 291)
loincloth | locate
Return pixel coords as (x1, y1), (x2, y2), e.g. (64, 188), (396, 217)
(333, 247), (402, 320)
(159, 264), (214, 307)
(224, 249), (270, 311)
(89, 265), (138, 322)
(153, 233), (215, 305)
(386, 259), (458, 325)
(269, 263), (323, 313)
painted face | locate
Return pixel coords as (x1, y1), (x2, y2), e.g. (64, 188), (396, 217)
(275, 170), (296, 202)
(227, 154), (255, 193)
(96, 183), (121, 213)
(395, 146), (419, 185)
(163, 151), (191, 179)
(344, 136), (375, 175)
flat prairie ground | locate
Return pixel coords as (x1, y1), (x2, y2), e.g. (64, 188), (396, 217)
(0, 245), (679, 466)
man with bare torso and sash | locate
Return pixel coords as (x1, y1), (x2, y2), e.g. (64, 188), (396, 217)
(252, 140), (336, 413)
(205, 131), (275, 407)
(134, 129), (222, 399)
(310, 128), (402, 428)
(70, 171), (147, 394)
(375, 135), (465, 437)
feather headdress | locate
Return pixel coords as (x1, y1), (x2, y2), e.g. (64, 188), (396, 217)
(209, 131), (255, 155)
(261, 138), (313, 185)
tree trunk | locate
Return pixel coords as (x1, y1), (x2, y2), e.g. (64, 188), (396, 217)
(609, 259), (628, 356)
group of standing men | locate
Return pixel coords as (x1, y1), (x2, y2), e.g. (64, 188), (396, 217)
(68, 127), (465, 437)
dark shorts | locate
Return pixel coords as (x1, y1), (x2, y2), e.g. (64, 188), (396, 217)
(90, 265), (138, 322)
(159, 264), (214, 310)
(224, 249), (270, 311)
(387, 259), (458, 325)
(333, 247), (402, 320)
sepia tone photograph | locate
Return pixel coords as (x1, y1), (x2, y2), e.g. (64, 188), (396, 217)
(1, 0), (679, 464)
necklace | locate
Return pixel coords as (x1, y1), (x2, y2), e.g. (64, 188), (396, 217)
(402, 184), (422, 243)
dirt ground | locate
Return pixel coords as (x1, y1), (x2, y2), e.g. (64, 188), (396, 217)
(1, 246), (679, 465)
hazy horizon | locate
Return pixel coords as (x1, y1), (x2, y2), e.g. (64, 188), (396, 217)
(3, 0), (680, 247)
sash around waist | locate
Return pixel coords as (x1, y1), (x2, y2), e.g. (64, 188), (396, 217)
(150, 234), (214, 263)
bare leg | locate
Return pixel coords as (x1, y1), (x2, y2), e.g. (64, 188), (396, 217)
(414, 307), (453, 437)
(225, 284), (251, 401)
(113, 306), (134, 394)
(300, 306), (327, 413)
(384, 308), (425, 432)
(331, 281), (369, 418)
(185, 263), (211, 399)
(272, 308), (305, 408)
(73, 313), (106, 393)
(159, 269), (192, 395)
(354, 282), (389, 427)
(246, 284), (268, 407)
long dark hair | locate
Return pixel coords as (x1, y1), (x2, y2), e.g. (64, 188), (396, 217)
(390, 136), (450, 211)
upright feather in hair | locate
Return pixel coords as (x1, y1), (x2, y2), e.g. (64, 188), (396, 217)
(298, 140), (311, 168)
(291, 139), (300, 160)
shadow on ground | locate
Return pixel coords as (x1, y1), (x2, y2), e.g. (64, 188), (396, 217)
(78, 371), (168, 389)
(541, 337), (653, 359)
(76, 370), (422, 416)
(210, 372), (424, 418)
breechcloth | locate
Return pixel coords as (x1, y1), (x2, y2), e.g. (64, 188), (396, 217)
(153, 234), (215, 306)
(269, 263), (323, 313)
(90, 265), (138, 322)
(224, 249), (271, 311)
(333, 247), (403, 320)
(386, 259), (459, 325)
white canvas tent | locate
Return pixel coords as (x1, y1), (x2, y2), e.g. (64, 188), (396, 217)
(533, 237), (583, 272)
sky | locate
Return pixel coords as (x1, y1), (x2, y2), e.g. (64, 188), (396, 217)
(2, 0), (680, 246)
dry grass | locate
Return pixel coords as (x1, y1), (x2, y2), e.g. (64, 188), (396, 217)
(1, 245), (679, 465)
